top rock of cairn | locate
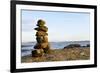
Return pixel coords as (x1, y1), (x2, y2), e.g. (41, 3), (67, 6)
(34, 20), (48, 32)
(37, 19), (45, 26)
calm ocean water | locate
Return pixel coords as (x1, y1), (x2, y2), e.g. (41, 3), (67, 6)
(21, 41), (90, 56)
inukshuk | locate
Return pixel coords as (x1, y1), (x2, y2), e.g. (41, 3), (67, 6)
(32, 19), (50, 57)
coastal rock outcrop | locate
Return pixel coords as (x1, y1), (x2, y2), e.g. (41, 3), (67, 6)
(64, 44), (81, 49)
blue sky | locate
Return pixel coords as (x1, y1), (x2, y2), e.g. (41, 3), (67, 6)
(22, 10), (90, 42)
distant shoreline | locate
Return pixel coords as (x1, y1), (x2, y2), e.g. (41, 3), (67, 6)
(22, 40), (90, 43)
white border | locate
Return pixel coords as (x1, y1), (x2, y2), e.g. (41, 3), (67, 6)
(16, 4), (94, 69)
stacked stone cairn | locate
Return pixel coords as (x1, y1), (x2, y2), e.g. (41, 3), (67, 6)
(32, 19), (50, 57)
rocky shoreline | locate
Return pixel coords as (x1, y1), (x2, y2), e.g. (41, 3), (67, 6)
(21, 47), (90, 63)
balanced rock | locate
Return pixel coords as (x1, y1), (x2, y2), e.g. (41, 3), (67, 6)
(32, 19), (50, 57)
(37, 19), (45, 26)
(32, 49), (44, 57)
(36, 36), (44, 43)
(35, 26), (48, 32)
(36, 31), (48, 36)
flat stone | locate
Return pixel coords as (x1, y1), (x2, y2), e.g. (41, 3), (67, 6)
(34, 26), (48, 32)
(36, 31), (48, 36)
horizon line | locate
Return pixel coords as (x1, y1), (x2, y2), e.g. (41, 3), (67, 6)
(22, 40), (90, 43)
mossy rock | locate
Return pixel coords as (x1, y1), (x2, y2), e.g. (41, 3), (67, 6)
(42, 36), (48, 43)
(36, 36), (44, 43)
(34, 43), (42, 49)
(36, 31), (48, 36)
(36, 36), (48, 43)
(41, 43), (49, 49)
(43, 44), (51, 53)
(34, 43), (48, 49)
(37, 20), (45, 26)
(34, 43), (50, 50)
(34, 26), (48, 32)
(34, 43), (49, 49)
(32, 49), (44, 57)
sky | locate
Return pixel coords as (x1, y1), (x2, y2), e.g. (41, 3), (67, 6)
(21, 10), (90, 42)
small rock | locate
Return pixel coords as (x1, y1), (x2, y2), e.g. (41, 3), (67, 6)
(80, 52), (85, 56)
